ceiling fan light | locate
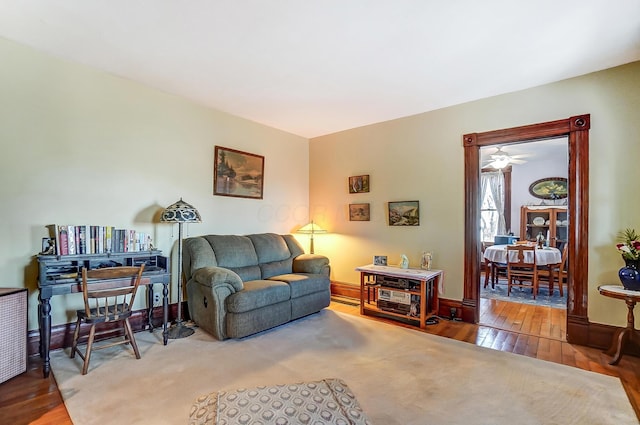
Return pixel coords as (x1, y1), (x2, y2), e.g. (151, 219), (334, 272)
(492, 156), (510, 169)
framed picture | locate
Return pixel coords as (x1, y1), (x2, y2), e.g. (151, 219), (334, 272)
(214, 146), (264, 199)
(528, 177), (568, 200)
(373, 255), (388, 266)
(349, 203), (370, 221)
(388, 201), (420, 226)
(349, 175), (369, 193)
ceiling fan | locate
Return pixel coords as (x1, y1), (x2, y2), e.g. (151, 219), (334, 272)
(483, 146), (531, 169)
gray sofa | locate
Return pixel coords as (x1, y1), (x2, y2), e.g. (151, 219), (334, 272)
(182, 233), (331, 340)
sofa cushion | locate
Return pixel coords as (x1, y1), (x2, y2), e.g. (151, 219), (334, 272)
(269, 273), (330, 298)
(247, 233), (292, 263)
(225, 280), (291, 314)
(204, 235), (258, 268)
(260, 259), (294, 279)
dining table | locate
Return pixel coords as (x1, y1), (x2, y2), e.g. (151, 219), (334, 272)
(483, 244), (563, 293)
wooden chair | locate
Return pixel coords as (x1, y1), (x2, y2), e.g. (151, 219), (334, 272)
(506, 245), (538, 299)
(537, 244), (568, 297)
(71, 265), (145, 375)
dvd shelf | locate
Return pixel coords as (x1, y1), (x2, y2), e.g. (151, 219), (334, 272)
(356, 264), (442, 329)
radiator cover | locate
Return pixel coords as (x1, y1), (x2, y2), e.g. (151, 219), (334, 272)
(0, 288), (27, 384)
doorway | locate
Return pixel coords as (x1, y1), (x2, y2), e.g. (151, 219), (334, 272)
(462, 115), (591, 345)
(479, 138), (569, 313)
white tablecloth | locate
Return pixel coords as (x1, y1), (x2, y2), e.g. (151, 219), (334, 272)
(483, 244), (561, 266)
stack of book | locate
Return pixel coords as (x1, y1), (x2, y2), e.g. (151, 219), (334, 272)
(45, 224), (153, 256)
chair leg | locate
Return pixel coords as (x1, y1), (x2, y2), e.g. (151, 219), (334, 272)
(124, 318), (141, 359)
(484, 262), (491, 288)
(70, 318), (81, 359)
(82, 324), (97, 375)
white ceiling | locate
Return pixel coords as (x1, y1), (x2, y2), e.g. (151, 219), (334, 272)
(1, 1), (639, 138)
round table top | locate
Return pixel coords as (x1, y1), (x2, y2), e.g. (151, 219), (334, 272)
(598, 284), (640, 301)
(483, 244), (562, 266)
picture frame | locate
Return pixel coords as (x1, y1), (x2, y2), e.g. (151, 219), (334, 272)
(528, 177), (568, 200)
(214, 146), (265, 199)
(348, 175), (370, 193)
(373, 255), (388, 266)
(349, 203), (370, 221)
(388, 200), (420, 226)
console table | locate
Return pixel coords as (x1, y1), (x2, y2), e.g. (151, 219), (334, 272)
(37, 251), (170, 378)
(356, 264), (442, 329)
(598, 284), (640, 365)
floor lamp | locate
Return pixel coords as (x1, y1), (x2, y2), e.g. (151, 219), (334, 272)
(297, 220), (327, 254)
(161, 198), (201, 339)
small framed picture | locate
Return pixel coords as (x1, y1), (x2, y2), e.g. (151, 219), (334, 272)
(388, 200), (420, 226)
(349, 203), (370, 221)
(373, 255), (388, 266)
(349, 175), (370, 193)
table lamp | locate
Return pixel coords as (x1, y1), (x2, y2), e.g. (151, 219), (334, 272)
(161, 198), (201, 339)
(297, 220), (327, 254)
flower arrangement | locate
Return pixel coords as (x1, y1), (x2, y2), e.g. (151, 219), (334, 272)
(616, 228), (640, 261)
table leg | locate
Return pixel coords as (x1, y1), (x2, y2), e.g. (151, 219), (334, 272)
(162, 282), (169, 345)
(147, 285), (154, 332)
(39, 295), (52, 378)
(606, 299), (638, 365)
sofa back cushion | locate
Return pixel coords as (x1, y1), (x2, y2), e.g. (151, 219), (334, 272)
(203, 235), (261, 281)
(248, 233), (296, 279)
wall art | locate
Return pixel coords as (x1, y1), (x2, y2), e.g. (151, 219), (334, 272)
(388, 200), (420, 226)
(214, 146), (264, 199)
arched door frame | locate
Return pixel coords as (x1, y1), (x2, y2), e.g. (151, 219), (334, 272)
(462, 115), (590, 345)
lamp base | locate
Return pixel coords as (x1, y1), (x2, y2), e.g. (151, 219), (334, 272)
(167, 321), (195, 339)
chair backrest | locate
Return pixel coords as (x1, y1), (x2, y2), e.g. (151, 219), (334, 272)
(507, 245), (537, 269)
(81, 265), (145, 319)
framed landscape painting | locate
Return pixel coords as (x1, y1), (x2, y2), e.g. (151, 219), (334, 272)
(388, 201), (420, 226)
(214, 146), (264, 199)
(349, 203), (370, 221)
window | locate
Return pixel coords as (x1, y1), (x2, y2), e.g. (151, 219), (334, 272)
(480, 171), (506, 243)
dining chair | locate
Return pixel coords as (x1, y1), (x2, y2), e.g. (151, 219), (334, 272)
(506, 245), (538, 299)
(537, 244), (568, 297)
(71, 264), (145, 375)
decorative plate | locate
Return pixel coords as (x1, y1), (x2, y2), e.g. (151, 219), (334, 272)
(532, 217), (545, 226)
(528, 177), (568, 200)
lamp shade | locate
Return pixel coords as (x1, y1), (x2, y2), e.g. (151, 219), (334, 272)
(160, 198), (201, 223)
(297, 221), (327, 235)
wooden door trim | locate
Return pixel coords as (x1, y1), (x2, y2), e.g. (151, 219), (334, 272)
(462, 115), (590, 344)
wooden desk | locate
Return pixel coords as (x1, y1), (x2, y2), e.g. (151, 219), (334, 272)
(37, 251), (170, 378)
(598, 285), (640, 365)
(356, 264), (442, 329)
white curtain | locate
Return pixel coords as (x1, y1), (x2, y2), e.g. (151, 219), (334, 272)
(481, 171), (506, 238)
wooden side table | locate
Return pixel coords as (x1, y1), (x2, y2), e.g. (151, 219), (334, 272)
(598, 285), (640, 365)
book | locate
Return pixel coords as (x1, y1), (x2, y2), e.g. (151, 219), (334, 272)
(67, 225), (76, 255)
(58, 226), (69, 256)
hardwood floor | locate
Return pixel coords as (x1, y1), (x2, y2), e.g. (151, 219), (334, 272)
(1, 298), (638, 424)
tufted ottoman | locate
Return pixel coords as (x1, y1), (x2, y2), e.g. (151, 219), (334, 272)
(189, 378), (372, 425)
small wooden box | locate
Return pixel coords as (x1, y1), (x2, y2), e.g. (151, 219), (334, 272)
(0, 288), (27, 384)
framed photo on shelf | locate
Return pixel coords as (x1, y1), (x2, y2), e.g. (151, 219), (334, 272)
(349, 203), (370, 221)
(373, 255), (388, 266)
(214, 146), (264, 199)
(388, 200), (420, 226)
(348, 175), (369, 193)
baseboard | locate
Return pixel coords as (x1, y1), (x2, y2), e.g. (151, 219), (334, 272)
(330, 281), (360, 299)
(437, 298), (464, 320)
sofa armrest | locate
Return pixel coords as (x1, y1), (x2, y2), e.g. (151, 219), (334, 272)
(192, 266), (244, 292)
(293, 254), (330, 276)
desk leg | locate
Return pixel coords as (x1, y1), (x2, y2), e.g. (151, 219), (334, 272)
(606, 299), (639, 365)
(39, 295), (52, 378)
(147, 286), (154, 332)
(162, 283), (169, 345)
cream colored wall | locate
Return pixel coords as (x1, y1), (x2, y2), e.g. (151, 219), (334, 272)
(0, 38), (310, 331)
(310, 61), (640, 328)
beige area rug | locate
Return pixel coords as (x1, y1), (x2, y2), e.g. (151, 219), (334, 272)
(50, 310), (637, 425)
